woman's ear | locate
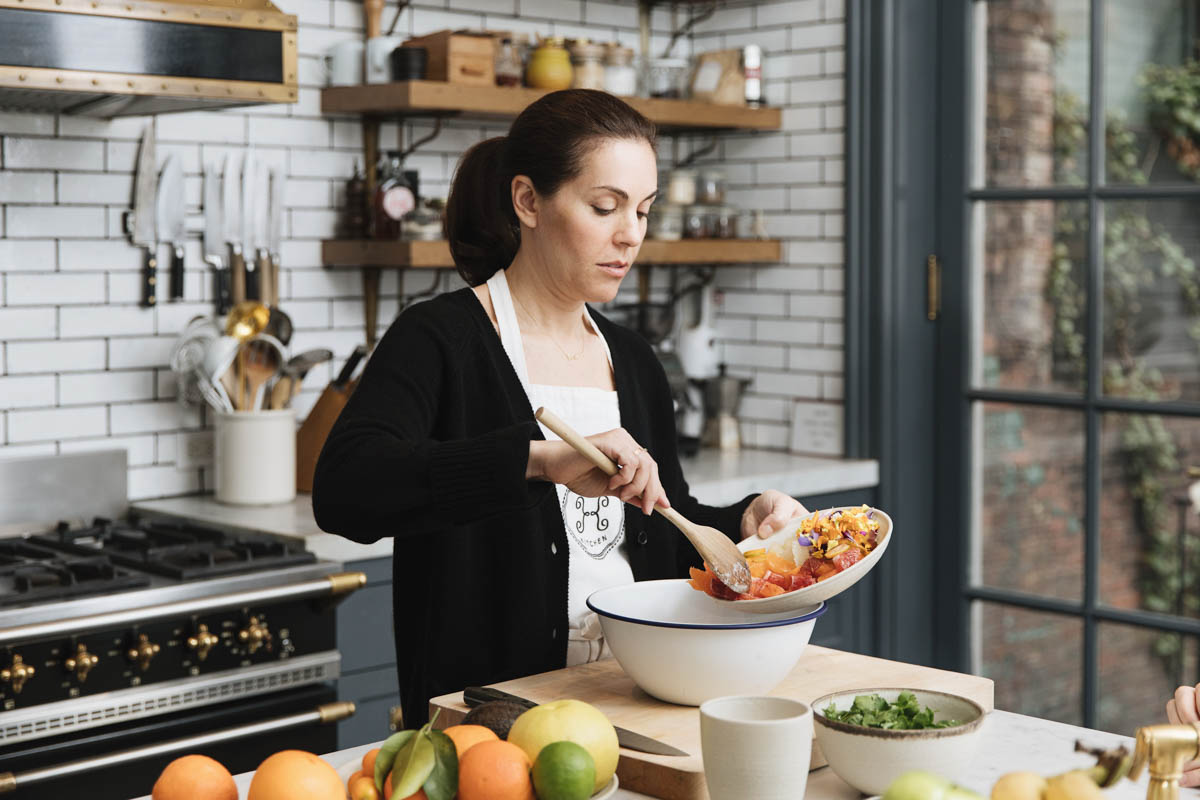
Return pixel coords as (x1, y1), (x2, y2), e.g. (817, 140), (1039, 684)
(511, 175), (538, 229)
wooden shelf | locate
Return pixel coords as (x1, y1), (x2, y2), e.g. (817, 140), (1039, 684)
(322, 238), (782, 269)
(320, 81), (781, 131)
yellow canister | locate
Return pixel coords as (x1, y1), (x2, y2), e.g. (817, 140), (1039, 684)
(526, 37), (573, 90)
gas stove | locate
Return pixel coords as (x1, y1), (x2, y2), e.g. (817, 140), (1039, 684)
(0, 451), (365, 800)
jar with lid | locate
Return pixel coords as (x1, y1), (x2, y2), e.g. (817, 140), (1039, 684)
(402, 199), (444, 241)
(495, 37), (523, 87)
(341, 160), (366, 239)
(603, 44), (637, 96)
(713, 206), (738, 239)
(643, 56), (689, 98)
(696, 168), (726, 204)
(569, 40), (606, 90)
(684, 205), (715, 239)
(374, 151), (415, 240)
(648, 204), (684, 241)
(527, 37), (573, 90)
(666, 167), (697, 206)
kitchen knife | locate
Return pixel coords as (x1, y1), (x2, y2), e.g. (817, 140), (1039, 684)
(251, 160), (272, 307)
(242, 149), (260, 302)
(462, 686), (690, 757)
(156, 154), (186, 302)
(222, 153), (245, 306)
(131, 123), (158, 308)
(267, 166), (284, 309)
(333, 344), (368, 389)
(203, 163), (232, 315)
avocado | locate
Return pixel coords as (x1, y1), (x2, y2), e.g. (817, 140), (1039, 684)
(462, 700), (527, 740)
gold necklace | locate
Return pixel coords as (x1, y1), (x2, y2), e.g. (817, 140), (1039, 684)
(511, 290), (587, 361)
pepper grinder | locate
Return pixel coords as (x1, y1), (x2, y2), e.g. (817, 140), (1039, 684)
(1128, 722), (1200, 800)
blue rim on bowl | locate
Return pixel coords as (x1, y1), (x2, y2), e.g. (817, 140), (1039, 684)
(587, 591), (827, 630)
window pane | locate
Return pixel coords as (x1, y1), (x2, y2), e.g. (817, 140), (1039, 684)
(1100, 412), (1200, 614)
(975, 601), (1084, 725)
(973, 0), (1091, 187)
(974, 200), (1089, 394)
(1104, 0), (1200, 185)
(1101, 200), (1200, 404)
(974, 402), (1085, 601)
(1097, 621), (1198, 735)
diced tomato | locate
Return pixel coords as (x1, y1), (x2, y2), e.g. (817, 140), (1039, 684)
(789, 572), (816, 591)
(832, 546), (864, 573)
(756, 581), (785, 597)
(763, 570), (792, 590)
(708, 575), (740, 601)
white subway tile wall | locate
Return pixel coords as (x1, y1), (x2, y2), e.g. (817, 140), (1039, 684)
(0, 0), (845, 498)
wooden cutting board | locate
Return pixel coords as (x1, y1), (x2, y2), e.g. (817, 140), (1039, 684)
(429, 645), (994, 800)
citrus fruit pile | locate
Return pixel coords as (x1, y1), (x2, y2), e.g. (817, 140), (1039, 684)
(365, 699), (618, 800)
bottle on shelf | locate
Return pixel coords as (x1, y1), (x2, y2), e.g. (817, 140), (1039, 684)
(343, 160), (366, 239)
(374, 151), (415, 240)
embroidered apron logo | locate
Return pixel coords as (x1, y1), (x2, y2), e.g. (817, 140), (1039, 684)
(559, 491), (624, 558)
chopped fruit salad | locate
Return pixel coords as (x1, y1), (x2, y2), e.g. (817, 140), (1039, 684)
(688, 505), (883, 601)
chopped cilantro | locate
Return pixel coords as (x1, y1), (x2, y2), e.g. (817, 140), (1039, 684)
(822, 692), (960, 730)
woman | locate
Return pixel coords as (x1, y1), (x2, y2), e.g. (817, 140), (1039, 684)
(313, 89), (806, 727)
(1165, 684), (1200, 785)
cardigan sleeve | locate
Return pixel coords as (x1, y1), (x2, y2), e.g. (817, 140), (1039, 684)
(312, 302), (551, 544)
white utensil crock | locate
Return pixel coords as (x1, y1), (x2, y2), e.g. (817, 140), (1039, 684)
(214, 409), (296, 505)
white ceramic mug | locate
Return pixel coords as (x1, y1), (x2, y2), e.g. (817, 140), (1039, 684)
(214, 409), (297, 506)
(324, 39), (364, 86)
(700, 696), (813, 800)
(365, 36), (404, 84)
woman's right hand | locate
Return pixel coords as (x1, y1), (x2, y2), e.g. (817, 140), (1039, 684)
(1167, 684), (1200, 786)
(528, 428), (670, 516)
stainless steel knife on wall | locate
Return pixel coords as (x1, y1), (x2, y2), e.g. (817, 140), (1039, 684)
(156, 154), (185, 302)
(203, 163), (232, 315)
(131, 123), (158, 308)
(222, 153), (245, 305)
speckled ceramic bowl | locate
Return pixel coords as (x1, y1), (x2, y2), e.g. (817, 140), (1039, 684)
(811, 687), (987, 795)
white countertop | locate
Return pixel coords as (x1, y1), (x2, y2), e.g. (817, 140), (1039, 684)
(133, 709), (1149, 800)
(133, 449), (878, 564)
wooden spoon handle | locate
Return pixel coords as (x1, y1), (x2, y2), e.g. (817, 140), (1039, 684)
(534, 407), (620, 477)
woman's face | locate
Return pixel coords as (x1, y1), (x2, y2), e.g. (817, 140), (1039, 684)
(518, 137), (658, 304)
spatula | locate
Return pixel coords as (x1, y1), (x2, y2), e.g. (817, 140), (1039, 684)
(534, 406), (751, 594)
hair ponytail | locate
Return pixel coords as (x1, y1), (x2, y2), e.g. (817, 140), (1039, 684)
(444, 137), (517, 286)
(444, 90), (657, 286)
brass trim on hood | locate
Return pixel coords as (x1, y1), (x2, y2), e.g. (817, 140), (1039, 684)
(0, 62), (297, 105)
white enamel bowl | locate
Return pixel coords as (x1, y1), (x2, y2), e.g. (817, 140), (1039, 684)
(719, 506), (893, 614)
(587, 579), (825, 706)
(810, 688), (987, 795)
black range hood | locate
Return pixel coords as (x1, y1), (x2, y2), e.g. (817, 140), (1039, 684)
(0, 0), (297, 117)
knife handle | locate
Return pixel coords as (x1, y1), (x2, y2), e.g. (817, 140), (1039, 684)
(169, 245), (185, 301)
(230, 246), (246, 306)
(139, 247), (158, 308)
(244, 257), (260, 302)
(210, 261), (232, 316)
(257, 250), (274, 308)
(463, 686), (537, 710)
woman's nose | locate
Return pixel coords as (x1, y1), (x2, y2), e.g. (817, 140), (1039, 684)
(615, 210), (644, 248)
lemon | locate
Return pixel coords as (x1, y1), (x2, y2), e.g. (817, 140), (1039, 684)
(532, 741), (596, 800)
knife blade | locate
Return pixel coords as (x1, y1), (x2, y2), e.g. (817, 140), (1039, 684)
(203, 163), (231, 315)
(242, 149), (260, 302)
(222, 153), (245, 306)
(131, 122), (158, 308)
(333, 344), (368, 389)
(251, 160), (272, 306)
(156, 154), (185, 302)
(462, 686), (690, 757)
(267, 166), (284, 309)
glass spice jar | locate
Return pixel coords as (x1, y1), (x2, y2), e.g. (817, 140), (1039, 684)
(495, 37), (523, 87)
(666, 168), (697, 206)
(648, 204), (684, 241)
(696, 168), (726, 204)
(569, 40), (606, 91)
(527, 36), (573, 90)
(603, 44), (637, 96)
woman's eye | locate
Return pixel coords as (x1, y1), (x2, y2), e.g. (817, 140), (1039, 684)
(636, 211), (648, 220)
(591, 206), (616, 216)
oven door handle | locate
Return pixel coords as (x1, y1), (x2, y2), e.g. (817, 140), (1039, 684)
(0, 571), (366, 645)
(0, 701), (356, 792)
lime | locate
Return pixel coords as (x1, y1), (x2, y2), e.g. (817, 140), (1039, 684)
(532, 741), (596, 800)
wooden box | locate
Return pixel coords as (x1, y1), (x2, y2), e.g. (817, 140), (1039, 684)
(402, 29), (495, 86)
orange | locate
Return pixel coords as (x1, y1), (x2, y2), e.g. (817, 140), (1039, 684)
(457, 740), (535, 800)
(347, 768), (364, 787)
(362, 747), (382, 775)
(247, 750), (343, 800)
(151, 754), (237, 800)
(349, 774), (381, 800)
(442, 724), (500, 759)
(382, 772), (426, 800)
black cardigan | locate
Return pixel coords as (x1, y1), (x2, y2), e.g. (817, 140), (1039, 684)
(312, 287), (754, 726)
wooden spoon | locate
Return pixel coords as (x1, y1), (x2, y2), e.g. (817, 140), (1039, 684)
(535, 406), (752, 594)
(242, 338), (281, 410)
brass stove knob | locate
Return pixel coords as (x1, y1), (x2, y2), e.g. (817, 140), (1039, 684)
(238, 616), (272, 654)
(127, 634), (161, 671)
(187, 624), (220, 661)
(0, 654), (35, 694)
(64, 644), (99, 682)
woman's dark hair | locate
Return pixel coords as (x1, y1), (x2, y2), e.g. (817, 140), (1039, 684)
(444, 89), (658, 285)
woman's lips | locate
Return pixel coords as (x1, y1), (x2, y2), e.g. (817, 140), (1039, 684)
(598, 262), (630, 276)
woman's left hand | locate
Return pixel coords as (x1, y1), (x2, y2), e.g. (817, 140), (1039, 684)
(740, 490), (808, 541)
